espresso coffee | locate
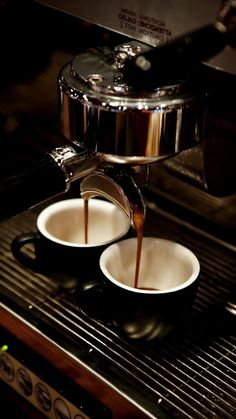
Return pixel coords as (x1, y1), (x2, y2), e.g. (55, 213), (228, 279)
(84, 198), (89, 244)
(83, 197), (145, 289)
(133, 209), (144, 289)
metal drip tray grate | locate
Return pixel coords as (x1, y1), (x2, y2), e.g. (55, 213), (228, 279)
(0, 200), (236, 418)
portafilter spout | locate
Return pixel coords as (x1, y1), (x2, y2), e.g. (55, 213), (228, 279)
(80, 166), (147, 231)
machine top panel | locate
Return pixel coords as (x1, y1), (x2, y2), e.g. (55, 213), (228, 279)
(36, 0), (222, 45)
(35, 0), (236, 75)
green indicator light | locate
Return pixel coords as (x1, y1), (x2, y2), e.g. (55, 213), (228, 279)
(1, 344), (8, 352)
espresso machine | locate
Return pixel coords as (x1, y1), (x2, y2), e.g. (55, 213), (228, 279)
(0, 1), (236, 418)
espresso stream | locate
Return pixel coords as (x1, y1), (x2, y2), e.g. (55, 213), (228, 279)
(84, 198), (89, 244)
(83, 198), (152, 290)
(133, 209), (144, 289)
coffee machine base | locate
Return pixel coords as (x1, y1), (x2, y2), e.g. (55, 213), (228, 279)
(1, 189), (236, 419)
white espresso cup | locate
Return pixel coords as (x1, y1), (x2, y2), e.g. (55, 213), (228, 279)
(11, 198), (130, 288)
(76, 237), (200, 340)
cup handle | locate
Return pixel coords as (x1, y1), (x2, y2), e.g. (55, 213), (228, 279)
(11, 232), (41, 272)
(75, 280), (111, 323)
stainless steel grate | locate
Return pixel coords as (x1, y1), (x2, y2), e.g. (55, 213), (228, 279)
(0, 200), (236, 418)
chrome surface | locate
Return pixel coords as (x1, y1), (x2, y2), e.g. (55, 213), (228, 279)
(49, 145), (80, 191)
(58, 43), (205, 163)
(49, 146), (103, 188)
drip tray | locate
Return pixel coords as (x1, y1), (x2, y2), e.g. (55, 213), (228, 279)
(0, 198), (236, 418)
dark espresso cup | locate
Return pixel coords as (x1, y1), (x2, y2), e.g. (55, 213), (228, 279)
(11, 198), (130, 289)
(75, 237), (200, 340)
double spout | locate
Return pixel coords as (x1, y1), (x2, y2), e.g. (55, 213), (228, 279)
(51, 146), (148, 230)
(80, 166), (147, 231)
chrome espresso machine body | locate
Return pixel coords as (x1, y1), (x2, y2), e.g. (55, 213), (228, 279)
(0, 1), (236, 418)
